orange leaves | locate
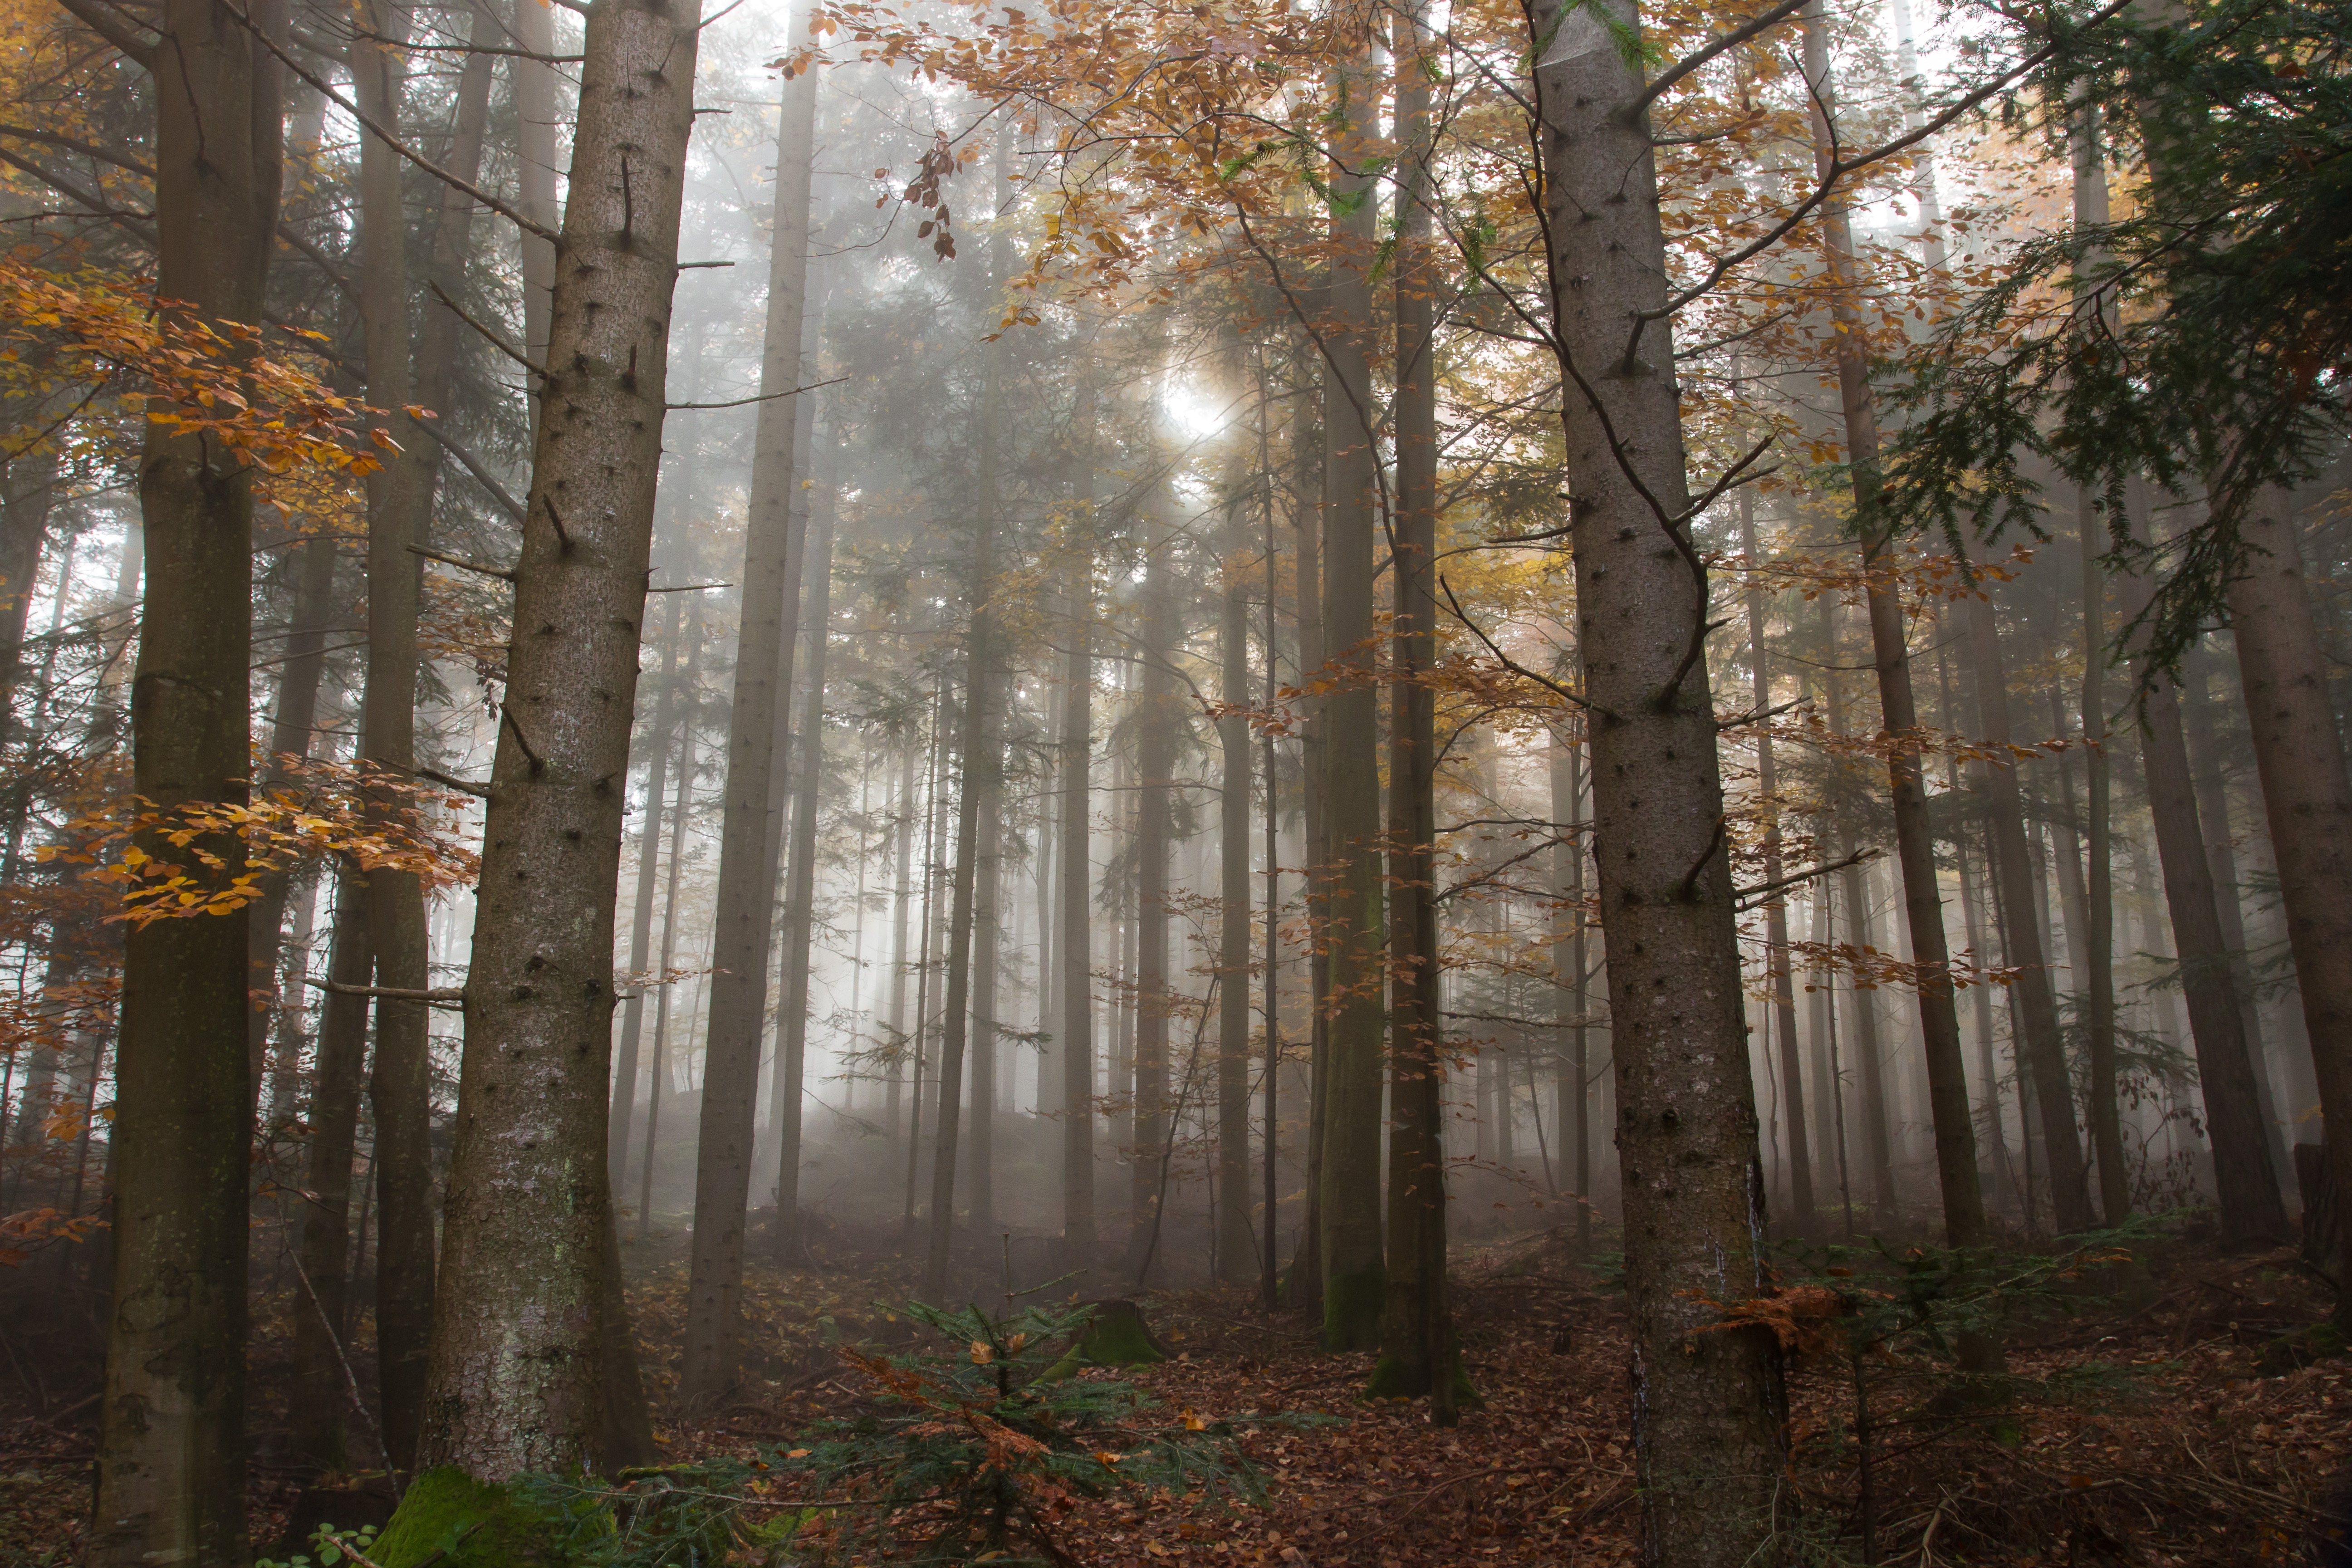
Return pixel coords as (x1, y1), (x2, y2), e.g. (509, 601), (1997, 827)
(1687, 1283), (1882, 1358)
(0, 254), (382, 478)
(36, 754), (481, 928)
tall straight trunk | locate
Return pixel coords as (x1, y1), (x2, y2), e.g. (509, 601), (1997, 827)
(903, 692), (945, 1229)
(95, 0), (280, 1556)
(1798, 0), (1989, 1258)
(511, 0), (558, 396)
(919, 573), (997, 1300)
(2220, 492), (2352, 1302)
(2132, 643), (2288, 1237)
(1377, 4), (1455, 1414)
(1316, 13), (1387, 1350)
(247, 531), (338, 1117)
(772, 495), (836, 1250)
(2184, 652), (2296, 1181)
(965, 701), (1003, 1239)
(1217, 480), (1255, 1283)
(1059, 605), (1095, 1268)
(416, 0), (701, 1474)
(1964, 591), (2093, 1231)
(290, 867), (373, 1474)
(1289, 417), (1328, 1313)
(1261, 455), (1283, 1308)
(681, 48), (818, 1398)
(1819, 598), (1896, 1216)
(1530, 3), (1787, 1557)
(1126, 497), (1174, 1279)
(612, 590), (686, 1189)
(1550, 732), (1594, 1251)
(1739, 499), (1813, 1227)
(350, 5), (437, 1462)
(0, 448), (57, 720)
(888, 733), (916, 1138)
(640, 610), (703, 1236)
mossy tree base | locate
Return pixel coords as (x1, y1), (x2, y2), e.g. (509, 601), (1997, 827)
(1041, 1300), (1169, 1379)
(372, 1469), (591, 1568)
(1363, 1349), (1485, 1410)
(1322, 1267), (1386, 1352)
(2258, 1321), (2349, 1378)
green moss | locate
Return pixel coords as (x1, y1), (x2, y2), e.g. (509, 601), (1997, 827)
(372, 1468), (602, 1568)
(1040, 1300), (1168, 1380)
(2258, 1321), (2349, 1378)
(1361, 1346), (1485, 1410)
(1322, 1267), (1386, 1352)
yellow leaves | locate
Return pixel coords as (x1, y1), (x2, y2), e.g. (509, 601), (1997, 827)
(970, 1340), (995, 1364)
(37, 753), (483, 928)
(1182, 1408), (1208, 1431)
(0, 255), (382, 481)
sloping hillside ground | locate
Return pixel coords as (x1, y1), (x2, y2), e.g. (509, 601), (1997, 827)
(1, 1223), (2345, 1565)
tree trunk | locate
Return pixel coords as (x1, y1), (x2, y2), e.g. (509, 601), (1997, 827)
(888, 732), (917, 1139)
(613, 590), (686, 1193)
(1059, 603), (1095, 1270)
(289, 866), (373, 1474)
(965, 685), (1004, 1241)
(1376, 8), (1454, 1413)
(1820, 600), (1896, 1218)
(920, 530), (1000, 1301)
(772, 492), (836, 1252)
(1315, 14), (1387, 1350)
(1531, 2), (1786, 1555)
(2132, 649), (2288, 1238)
(416, 0), (701, 1474)
(2183, 651), (2296, 1185)
(95, 0), (279, 1556)
(0, 448), (57, 721)
(1740, 499), (1813, 1231)
(1217, 475), (1255, 1284)
(2220, 488), (2352, 1283)
(350, 3), (436, 1464)
(511, 0), (559, 400)
(1964, 589), (2094, 1232)
(247, 530), (339, 1121)
(681, 50), (817, 1397)
(1289, 414), (1327, 1313)
(1124, 492), (1174, 1281)
(1798, 0), (1988, 1258)
(639, 607), (703, 1236)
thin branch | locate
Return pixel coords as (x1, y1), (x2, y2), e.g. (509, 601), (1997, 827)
(1632, 0), (1812, 113)
(305, 979), (466, 1006)
(50, 0), (155, 67)
(417, 766), (491, 798)
(429, 279), (543, 380)
(1439, 574), (1613, 719)
(1733, 848), (1875, 911)
(412, 418), (526, 523)
(407, 542), (515, 583)
(226, 0), (564, 247)
(666, 374), (846, 411)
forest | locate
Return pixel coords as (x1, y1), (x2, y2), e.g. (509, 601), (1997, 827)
(0, 0), (2348, 1560)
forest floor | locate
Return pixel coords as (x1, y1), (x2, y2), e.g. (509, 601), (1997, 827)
(1, 1220), (2348, 1565)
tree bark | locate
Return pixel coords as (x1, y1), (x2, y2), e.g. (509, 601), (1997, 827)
(1217, 474), (1255, 1283)
(1059, 602), (1095, 1270)
(416, 0), (701, 1475)
(289, 865), (373, 1474)
(1124, 491), (1174, 1281)
(612, 590), (686, 1192)
(350, 1), (436, 1464)
(1315, 13), (1387, 1349)
(94, 0), (279, 1556)
(1377, 8), (1454, 1412)
(1738, 499), (1813, 1230)
(1289, 412), (1327, 1313)
(1531, 2), (1786, 1555)
(639, 606), (703, 1236)
(1798, 0), (1988, 1258)
(1964, 589), (2094, 1232)
(681, 48), (817, 1397)
(771, 494), (836, 1251)
(2221, 488), (2352, 1289)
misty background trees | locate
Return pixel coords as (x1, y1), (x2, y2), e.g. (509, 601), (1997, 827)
(0, 0), (2347, 1560)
